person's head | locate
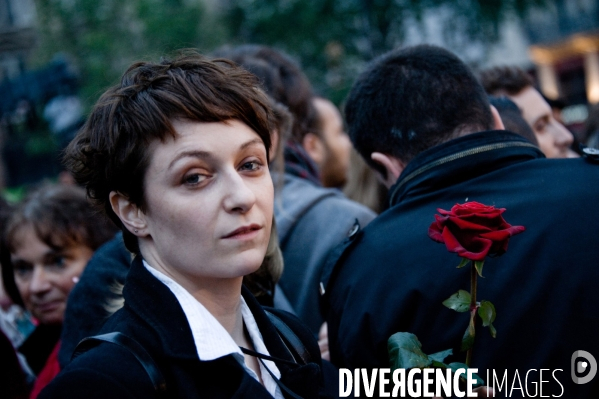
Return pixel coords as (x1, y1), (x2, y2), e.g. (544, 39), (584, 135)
(302, 97), (352, 188)
(64, 51), (275, 286)
(214, 44), (316, 145)
(4, 184), (116, 325)
(345, 45), (494, 188)
(488, 96), (539, 146)
(479, 66), (575, 158)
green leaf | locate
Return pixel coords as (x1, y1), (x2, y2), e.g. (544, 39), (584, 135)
(461, 322), (475, 352)
(388, 332), (432, 370)
(447, 363), (485, 387)
(474, 260), (485, 277)
(457, 258), (469, 269)
(431, 360), (449, 369)
(477, 300), (496, 327)
(489, 323), (497, 338)
(429, 348), (453, 363)
(442, 290), (471, 312)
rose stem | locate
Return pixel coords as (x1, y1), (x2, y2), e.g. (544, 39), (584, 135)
(466, 261), (477, 367)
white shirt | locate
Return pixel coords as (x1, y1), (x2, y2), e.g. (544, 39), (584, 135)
(143, 261), (283, 398)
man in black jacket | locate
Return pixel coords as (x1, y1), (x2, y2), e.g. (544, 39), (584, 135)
(323, 45), (599, 397)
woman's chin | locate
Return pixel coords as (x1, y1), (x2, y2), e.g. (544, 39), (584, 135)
(231, 251), (266, 277)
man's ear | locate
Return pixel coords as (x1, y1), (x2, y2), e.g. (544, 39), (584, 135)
(371, 152), (405, 188)
(302, 133), (325, 166)
(109, 191), (147, 237)
(490, 105), (505, 130)
(269, 128), (280, 163)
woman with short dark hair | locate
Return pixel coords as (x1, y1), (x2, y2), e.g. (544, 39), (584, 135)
(40, 52), (326, 399)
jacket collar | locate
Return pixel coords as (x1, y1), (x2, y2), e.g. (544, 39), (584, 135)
(123, 256), (303, 366)
(122, 256), (197, 359)
(123, 257), (319, 396)
(388, 130), (544, 206)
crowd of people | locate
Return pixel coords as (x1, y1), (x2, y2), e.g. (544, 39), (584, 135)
(0, 42), (598, 398)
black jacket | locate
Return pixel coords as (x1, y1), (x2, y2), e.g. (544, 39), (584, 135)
(40, 257), (327, 399)
(58, 233), (130, 367)
(323, 131), (599, 397)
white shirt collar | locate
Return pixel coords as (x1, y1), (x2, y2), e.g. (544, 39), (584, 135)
(143, 260), (283, 398)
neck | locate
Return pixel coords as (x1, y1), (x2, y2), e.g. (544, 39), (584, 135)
(191, 279), (245, 340)
(140, 246), (246, 342)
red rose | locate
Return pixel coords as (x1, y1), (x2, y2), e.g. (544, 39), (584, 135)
(428, 201), (525, 261)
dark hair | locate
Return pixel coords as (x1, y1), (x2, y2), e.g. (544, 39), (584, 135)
(345, 45), (494, 170)
(0, 197), (19, 306)
(488, 96), (539, 146)
(63, 51), (273, 254)
(2, 184), (117, 305)
(214, 45), (317, 143)
(5, 184), (117, 254)
(478, 65), (534, 96)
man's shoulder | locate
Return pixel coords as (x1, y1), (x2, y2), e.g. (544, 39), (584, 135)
(277, 173), (376, 237)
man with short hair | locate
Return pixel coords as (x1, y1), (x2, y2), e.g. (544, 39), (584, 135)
(302, 97), (352, 188)
(488, 95), (538, 146)
(323, 45), (599, 397)
(479, 66), (577, 158)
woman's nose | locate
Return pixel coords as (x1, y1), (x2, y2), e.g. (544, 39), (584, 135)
(222, 173), (256, 213)
(30, 266), (52, 295)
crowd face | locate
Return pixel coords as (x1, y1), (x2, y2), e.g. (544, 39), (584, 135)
(11, 225), (93, 325)
(313, 98), (352, 188)
(509, 86), (575, 158)
(137, 119), (274, 289)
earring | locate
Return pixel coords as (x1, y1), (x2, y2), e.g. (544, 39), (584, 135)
(134, 229), (138, 233)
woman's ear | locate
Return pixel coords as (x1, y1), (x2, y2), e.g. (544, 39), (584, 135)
(109, 191), (147, 236)
(370, 152), (405, 189)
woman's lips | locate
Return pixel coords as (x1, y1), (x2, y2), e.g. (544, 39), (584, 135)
(34, 300), (62, 313)
(222, 224), (262, 239)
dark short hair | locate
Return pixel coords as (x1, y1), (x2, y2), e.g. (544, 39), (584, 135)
(345, 45), (494, 169)
(488, 96), (538, 146)
(5, 184), (117, 254)
(3, 184), (117, 306)
(215, 45), (317, 143)
(64, 51), (273, 254)
(478, 65), (534, 96)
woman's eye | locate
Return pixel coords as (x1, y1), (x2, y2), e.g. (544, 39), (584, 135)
(47, 256), (66, 269)
(240, 161), (262, 172)
(183, 173), (206, 185)
(14, 263), (32, 278)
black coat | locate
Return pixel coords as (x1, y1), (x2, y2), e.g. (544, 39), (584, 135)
(58, 233), (130, 367)
(40, 257), (327, 399)
(323, 131), (599, 397)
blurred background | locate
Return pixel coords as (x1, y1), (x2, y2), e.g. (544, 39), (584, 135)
(1, 0), (598, 193)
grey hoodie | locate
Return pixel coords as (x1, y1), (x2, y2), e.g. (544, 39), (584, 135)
(274, 173), (376, 334)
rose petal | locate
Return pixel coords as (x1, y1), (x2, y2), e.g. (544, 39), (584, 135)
(441, 225), (466, 254)
(448, 217), (493, 232)
(455, 236), (492, 261)
(428, 222), (444, 242)
(437, 208), (452, 216)
(479, 229), (513, 241)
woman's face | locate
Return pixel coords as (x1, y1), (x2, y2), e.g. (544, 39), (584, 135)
(137, 119), (274, 289)
(11, 225), (93, 325)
